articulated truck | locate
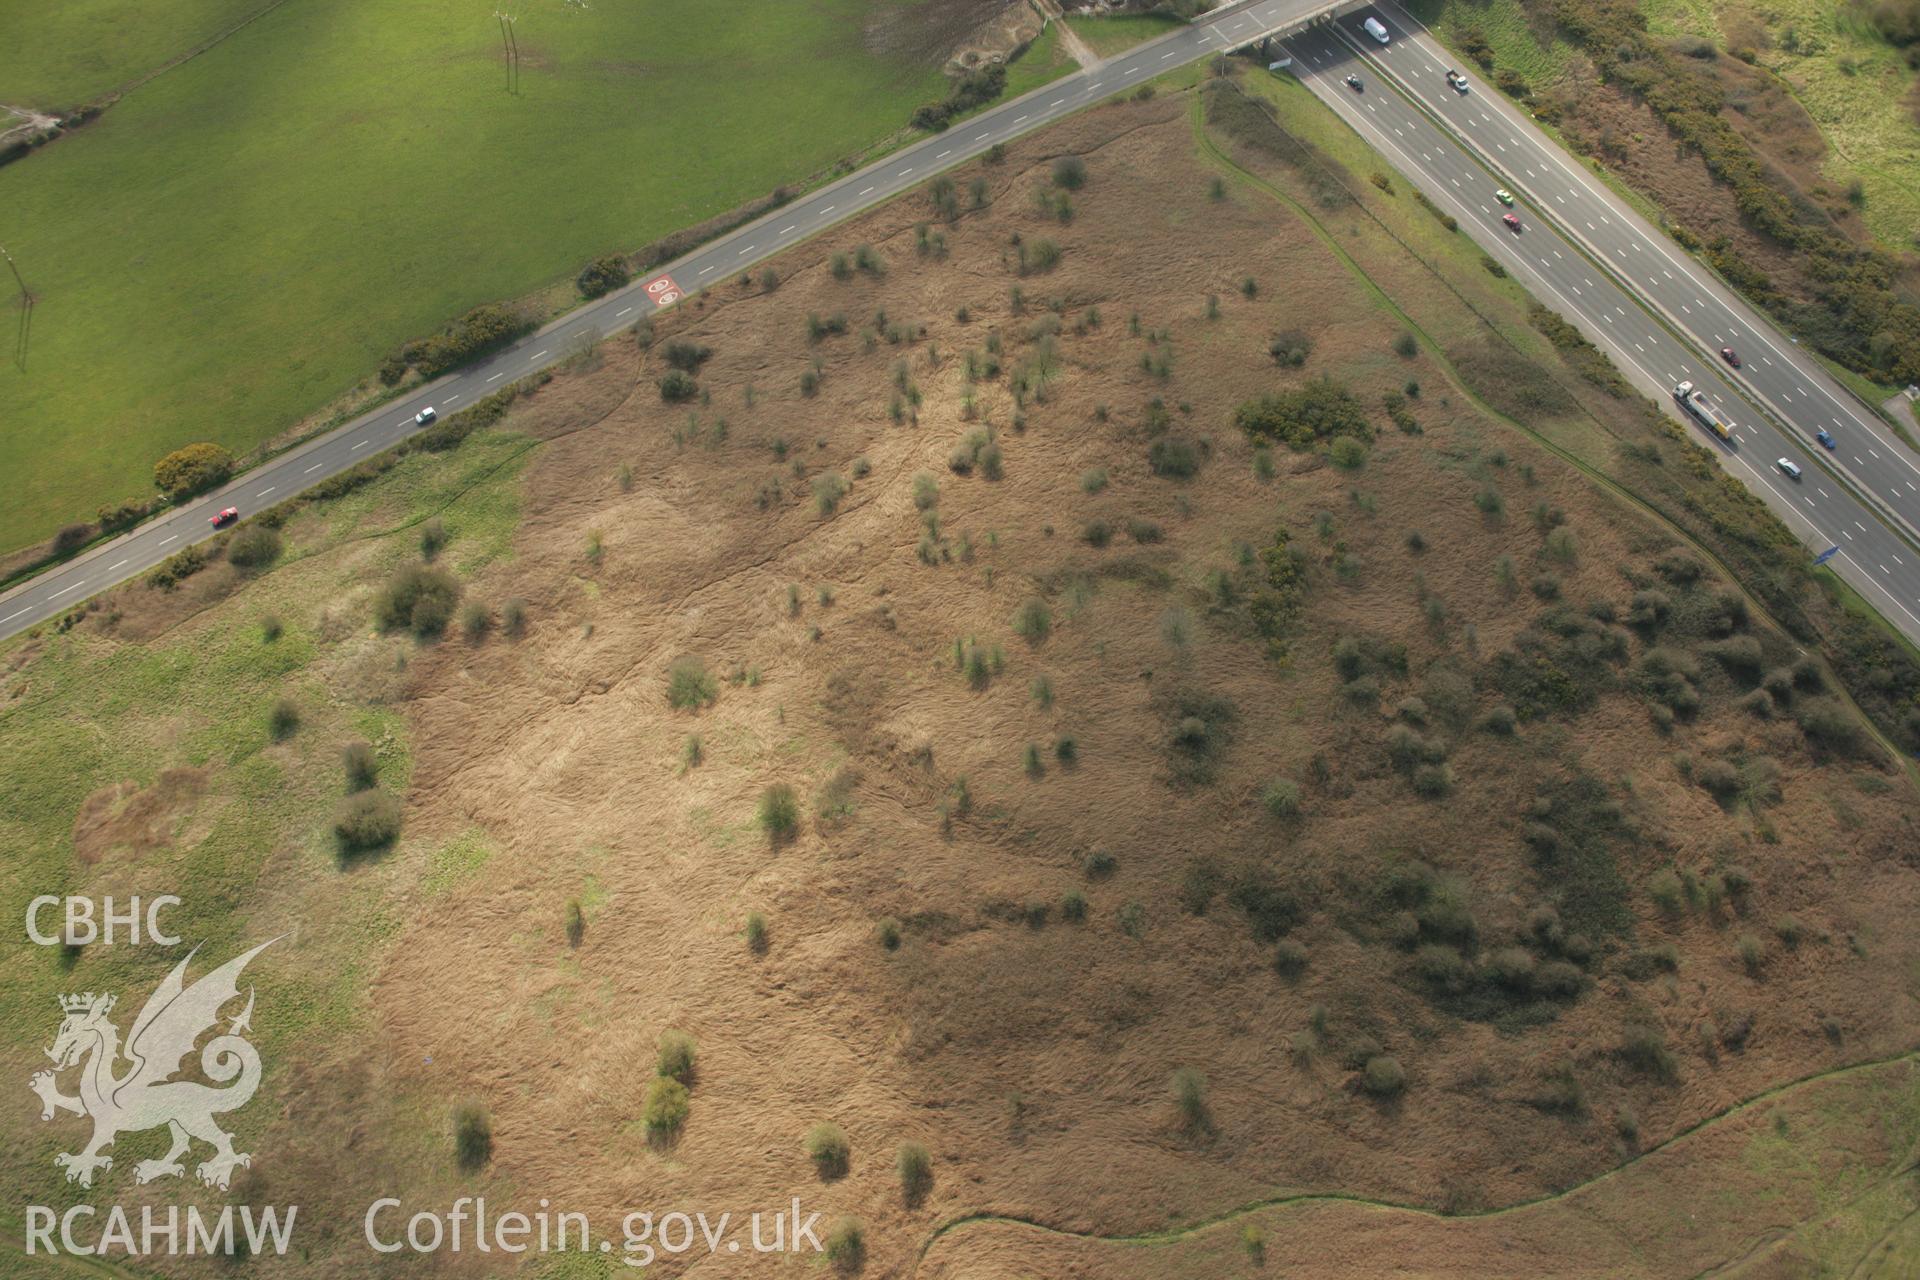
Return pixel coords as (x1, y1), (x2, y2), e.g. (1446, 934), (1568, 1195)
(1673, 380), (1732, 442)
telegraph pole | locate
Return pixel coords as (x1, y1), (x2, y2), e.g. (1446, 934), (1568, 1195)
(0, 244), (32, 372)
(494, 12), (521, 96)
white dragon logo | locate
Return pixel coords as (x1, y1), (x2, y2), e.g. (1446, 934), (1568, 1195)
(29, 940), (274, 1190)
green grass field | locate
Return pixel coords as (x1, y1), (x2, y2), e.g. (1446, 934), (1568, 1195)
(1004, 22), (1080, 99)
(1063, 12), (1187, 60)
(0, 0), (971, 554)
(0, 0), (269, 108)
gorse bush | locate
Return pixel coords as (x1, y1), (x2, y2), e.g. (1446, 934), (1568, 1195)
(334, 788), (401, 851)
(1171, 1067), (1208, 1130)
(1012, 596), (1051, 643)
(1361, 1055), (1406, 1096)
(642, 1076), (689, 1139)
(341, 741), (378, 792)
(453, 1102), (492, 1170)
(268, 697), (299, 741)
(375, 564), (462, 637)
(1269, 329), (1311, 367)
(664, 660), (718, 710)
(1234, 378), (1372, 449)
(897, 1142), (933, 1203)
(805, 1123), (850, 1179)
(824, 1217), (865, 1271)
(656, 1030), (698, 1084)
(757, 784), (800, 841)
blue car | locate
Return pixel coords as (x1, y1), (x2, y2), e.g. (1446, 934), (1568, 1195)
(1816, 429), (1836, 450)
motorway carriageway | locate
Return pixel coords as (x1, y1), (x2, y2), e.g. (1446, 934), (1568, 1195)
(1283, 9), (1920, 642)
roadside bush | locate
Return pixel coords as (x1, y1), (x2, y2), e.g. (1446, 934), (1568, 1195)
(667, 656), (717, 710)
(745, 911), (768, 952)
(374, 563), (462, 637)
(153, 443), (235, 500)
(642, 1076), (690, 1139)
(226, 524), (281, 569)
(577, 254), (630, 299)
(333, 788), (402, 851)
(147, 545), (208, 591)
(501, 598), (527, 637)
(459, 600), (490, 641)
(52, 522), (92, 555)
(910, 63), (1006, 131)
(418, 517), (448, 559)
(805, 1123), (850, 1179)
(408, 304), (528, 377)
(656, 1030), (698, 1084)
(453, 1102), (492, 1170)
(658, 369), (699, 402)
(1052, 155), (1087, 189)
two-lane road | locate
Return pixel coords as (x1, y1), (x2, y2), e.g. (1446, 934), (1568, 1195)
(0, 0), (1344, 643)
(1280, 17), (1920, 643)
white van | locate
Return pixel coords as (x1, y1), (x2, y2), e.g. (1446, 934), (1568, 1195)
(1363, 16), (1390, 43)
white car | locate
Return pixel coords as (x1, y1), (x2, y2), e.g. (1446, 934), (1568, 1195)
(1776, 458), (1802, 480)
(414, 406), (437, 425)
(1364, 16), (1390, 43)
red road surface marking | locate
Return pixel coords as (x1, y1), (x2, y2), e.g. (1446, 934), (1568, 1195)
(643, 274), (683, 307)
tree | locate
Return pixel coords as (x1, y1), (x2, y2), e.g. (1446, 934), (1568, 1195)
(153, 443), (235, 500)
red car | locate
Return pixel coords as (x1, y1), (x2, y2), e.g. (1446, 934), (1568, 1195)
(1720, 346), (1741, 368)
(1501, 213), (1521, 232)
(210, 507), (239, 528)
